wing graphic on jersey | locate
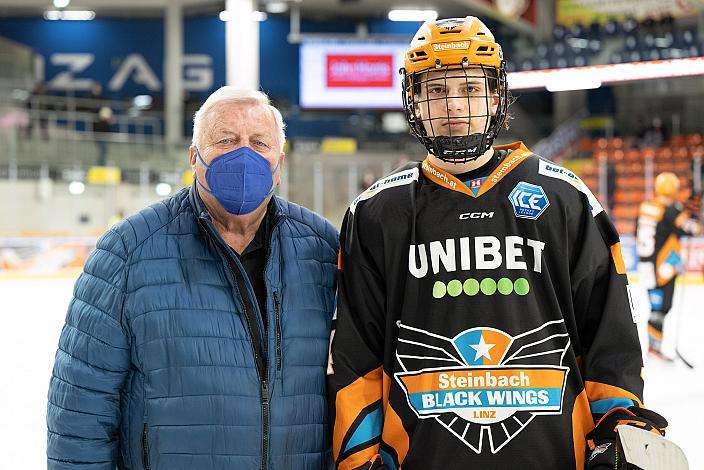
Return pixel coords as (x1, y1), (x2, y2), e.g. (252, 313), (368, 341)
(502, 319), (571, 367)
(395, 320), (571, 454)
(435, 409), (536, 454)
(396, 322), (465, 372)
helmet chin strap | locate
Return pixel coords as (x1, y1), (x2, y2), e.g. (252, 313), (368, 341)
(430, 133), (494, 163)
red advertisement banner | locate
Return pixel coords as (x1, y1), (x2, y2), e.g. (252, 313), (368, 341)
(326, 54), (394, 88)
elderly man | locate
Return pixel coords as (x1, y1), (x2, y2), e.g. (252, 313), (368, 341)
(47, 86), (338, 469)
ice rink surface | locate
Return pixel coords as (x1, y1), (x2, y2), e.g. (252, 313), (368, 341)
(1, 275), (702, 469)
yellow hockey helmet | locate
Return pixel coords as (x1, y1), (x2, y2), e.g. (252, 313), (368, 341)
(403, 17), (503, 74)
(654, 172), (680, 198)
(400, 17), (508, 162)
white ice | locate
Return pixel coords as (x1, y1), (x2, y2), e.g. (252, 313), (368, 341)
(0, 276), (702, 469)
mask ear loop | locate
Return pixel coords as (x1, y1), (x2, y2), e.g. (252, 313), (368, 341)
(266, 154), (282, 198)
(194, 146), (215, 195)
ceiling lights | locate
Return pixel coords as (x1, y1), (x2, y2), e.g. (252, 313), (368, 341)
(388, 9), (438, 22)
(43, 10), (95, 21)
(265, 2), (289, 14)
(219, 10), (268, 21)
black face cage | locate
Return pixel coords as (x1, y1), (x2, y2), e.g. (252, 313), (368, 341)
(401, 62), (509, 163)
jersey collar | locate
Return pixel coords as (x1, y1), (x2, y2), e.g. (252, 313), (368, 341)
(421, 141), (533, 198)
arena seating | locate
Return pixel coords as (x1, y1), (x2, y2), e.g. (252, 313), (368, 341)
(576, 134), (703, 235)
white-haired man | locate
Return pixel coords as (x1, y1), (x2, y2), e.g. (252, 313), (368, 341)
(47, 86), (339, 469)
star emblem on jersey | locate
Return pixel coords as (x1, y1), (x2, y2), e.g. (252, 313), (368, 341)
(509, 182), (550, 220)
(394, 321), (570, 454)
(469, 335), (495, 361)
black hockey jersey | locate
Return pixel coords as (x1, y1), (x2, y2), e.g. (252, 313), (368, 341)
(328, 142), (643, 470)
(636, 199), (697, 288)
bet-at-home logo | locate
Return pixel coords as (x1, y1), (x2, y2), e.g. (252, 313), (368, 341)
(395, 321), (570, 454)
(509, 182), (549, 220)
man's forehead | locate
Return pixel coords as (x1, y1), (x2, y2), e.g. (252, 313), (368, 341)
(211, 101), (271, 119)
(207, 102), (276, 133)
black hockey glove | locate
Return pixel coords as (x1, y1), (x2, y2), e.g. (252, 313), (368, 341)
(684, 192), (702, 216)
(585, 406), (667, 469)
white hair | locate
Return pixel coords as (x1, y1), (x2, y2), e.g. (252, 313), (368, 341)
(191, 86), (286, 152)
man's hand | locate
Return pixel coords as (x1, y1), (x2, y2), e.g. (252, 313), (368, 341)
(585, 406), (667, 469)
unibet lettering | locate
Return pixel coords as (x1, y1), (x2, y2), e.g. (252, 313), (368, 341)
(408, 236), (546, 278)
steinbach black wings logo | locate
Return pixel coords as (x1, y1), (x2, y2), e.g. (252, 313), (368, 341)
(394, 320), (571, 454)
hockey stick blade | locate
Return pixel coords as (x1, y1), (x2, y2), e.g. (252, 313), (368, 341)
(675, 348), (695, 369)
(617, 425), (689, 470)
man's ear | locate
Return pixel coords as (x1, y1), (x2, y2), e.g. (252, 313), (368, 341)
(491, 94), (499, 115)
(189, 146), (197, 178)
(275, 152), (285, 186)
(188, 145), (198, 178)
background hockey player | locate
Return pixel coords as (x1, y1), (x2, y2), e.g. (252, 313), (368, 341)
(636, 171), (702, 359)
(328, 16), (668, 470)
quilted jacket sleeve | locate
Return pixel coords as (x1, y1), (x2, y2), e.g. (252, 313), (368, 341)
(47, 229), (131, 469)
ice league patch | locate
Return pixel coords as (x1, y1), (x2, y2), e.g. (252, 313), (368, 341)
(394, 321), (570, 454)
(509, 182), (550, 220)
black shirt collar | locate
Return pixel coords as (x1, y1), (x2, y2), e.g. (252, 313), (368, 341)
(240, 201), (273, 257)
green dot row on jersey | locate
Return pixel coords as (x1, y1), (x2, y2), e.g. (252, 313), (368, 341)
(432, 277), (530, 298)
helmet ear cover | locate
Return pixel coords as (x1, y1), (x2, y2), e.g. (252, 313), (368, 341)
(401, 16), (509, 163)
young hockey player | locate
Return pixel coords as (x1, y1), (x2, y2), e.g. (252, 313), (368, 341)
(636, 171), (701, 358)
(328, 17), (668, 469)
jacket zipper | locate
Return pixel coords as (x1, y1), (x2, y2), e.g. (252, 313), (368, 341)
(261, 379), (270, 470)
(142, 423), (151, 470)
(258, 214), (283, 470)
(274, 292), (282, 371)
(219, 247), (269, 470)
(199, 211), (284, 470)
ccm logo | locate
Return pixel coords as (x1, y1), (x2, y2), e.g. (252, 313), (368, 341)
(459, 212), (494, 220)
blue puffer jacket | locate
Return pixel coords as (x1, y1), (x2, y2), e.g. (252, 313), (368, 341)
(47, 186), (338, 469)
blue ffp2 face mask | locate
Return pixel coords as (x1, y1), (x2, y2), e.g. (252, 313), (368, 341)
(195, 146), (279, 215)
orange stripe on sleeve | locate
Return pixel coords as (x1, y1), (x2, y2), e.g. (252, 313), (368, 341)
(381, 404), (409, 467)
(647, 324), (664, 341)
(610, 243), (627, 274)
(585, 380), (642, 406)
(333, 366), (384, 463)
